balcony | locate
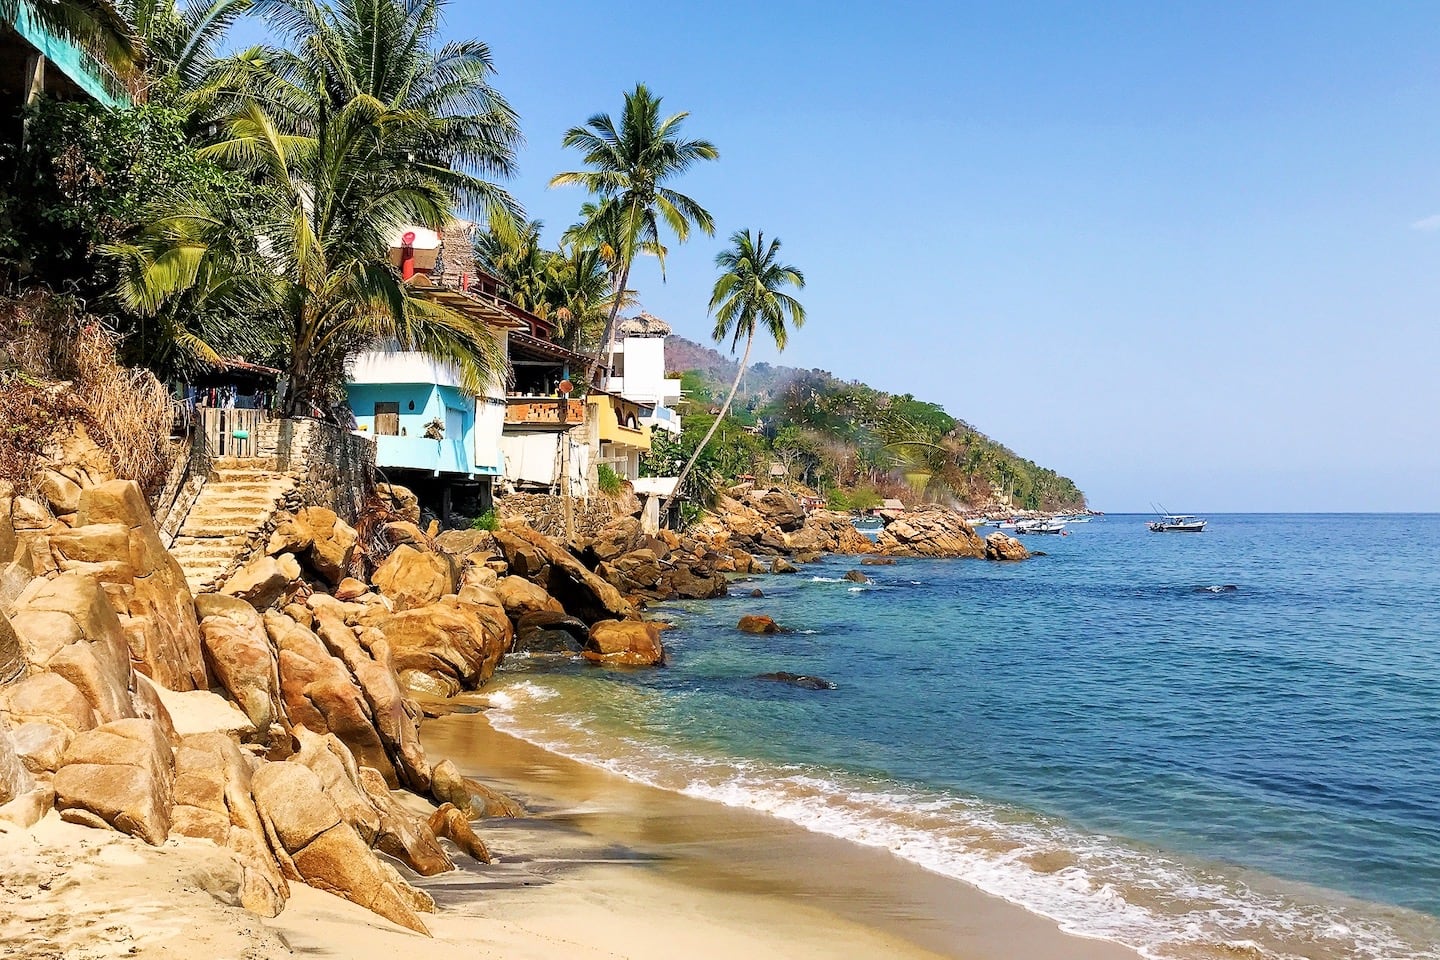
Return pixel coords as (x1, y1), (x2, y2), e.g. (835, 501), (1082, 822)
(504, 397), (585, 429)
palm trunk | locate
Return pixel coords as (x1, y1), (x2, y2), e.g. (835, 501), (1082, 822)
(586, 259), (631, 387)
(660, 329), (753, 522)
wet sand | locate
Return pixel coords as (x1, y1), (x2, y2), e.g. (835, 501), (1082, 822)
(404, 704), (1141, 960)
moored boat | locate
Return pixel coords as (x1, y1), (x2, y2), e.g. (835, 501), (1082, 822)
(1013, 521), (1071, 538)
(1148, 514), (1206, 533)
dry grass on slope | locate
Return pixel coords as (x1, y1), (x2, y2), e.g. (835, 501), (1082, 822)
(0, 290), (175, 495)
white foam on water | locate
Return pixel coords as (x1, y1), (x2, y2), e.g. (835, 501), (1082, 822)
(485, 681), (1440, 960)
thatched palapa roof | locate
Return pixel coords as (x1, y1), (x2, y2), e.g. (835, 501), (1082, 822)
(618, 312), (672, 338)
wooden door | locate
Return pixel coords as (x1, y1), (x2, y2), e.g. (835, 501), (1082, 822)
(374, 402), (399, 436)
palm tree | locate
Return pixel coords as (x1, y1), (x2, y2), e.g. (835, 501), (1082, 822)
(115, 0), (249, 87)
(210, 0), (521, 217)
(661, 229), (805, 518)
(111, 0), (516, 414)
(550, 83), (717, 382)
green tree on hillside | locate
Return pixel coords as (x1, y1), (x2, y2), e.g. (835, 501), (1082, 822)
(662, 228), (805, 517)
(550, 84), (718, 380)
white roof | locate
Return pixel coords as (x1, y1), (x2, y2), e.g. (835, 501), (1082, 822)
(388, 226), (441, 250)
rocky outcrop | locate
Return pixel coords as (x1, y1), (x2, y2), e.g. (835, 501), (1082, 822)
(584, 620), (664, 667)
(984, 532), (1030, 561)
(874, 509), (988, 559)
(495, 523), (637, 624)
(703, 491), (875, 559)
(250, 761), (431, 935)
(222, 553), (303, 611)
(428, 803), (491, 863)
(367, 596), (512, 698)
(738, 615), (782, 635)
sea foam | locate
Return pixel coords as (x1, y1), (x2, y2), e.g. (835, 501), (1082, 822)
(485, 680), (1440, 960)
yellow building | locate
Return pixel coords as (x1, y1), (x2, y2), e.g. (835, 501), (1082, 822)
(587, 390), (652, 481)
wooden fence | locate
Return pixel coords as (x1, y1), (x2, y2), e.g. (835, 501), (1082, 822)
(199, 408), (268, 459)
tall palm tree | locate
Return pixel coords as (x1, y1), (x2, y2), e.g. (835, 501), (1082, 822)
(473, 215), (550, 312)
(550, 83), (717, 382)
(661, 229), (805, 518)
(112, 0), (516, 414)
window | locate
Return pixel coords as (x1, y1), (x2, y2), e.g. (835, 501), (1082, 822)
(374, 402), (399, 436)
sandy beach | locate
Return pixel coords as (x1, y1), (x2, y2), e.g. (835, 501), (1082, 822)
(0, 703), (1139, 960)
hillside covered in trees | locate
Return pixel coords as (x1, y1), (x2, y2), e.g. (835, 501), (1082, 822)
(649, 336), (1087, 514)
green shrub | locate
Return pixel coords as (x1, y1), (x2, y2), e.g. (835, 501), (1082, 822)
(470, 508), (499, 532)
(597, 463), (623, 496)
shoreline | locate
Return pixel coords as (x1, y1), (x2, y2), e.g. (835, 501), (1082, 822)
(392, 704), (1142, 960)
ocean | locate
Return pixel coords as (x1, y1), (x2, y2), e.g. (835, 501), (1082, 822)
(483, 514), (1440, 959)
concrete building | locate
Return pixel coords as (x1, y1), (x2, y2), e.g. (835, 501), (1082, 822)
(606, 313), (683, 435)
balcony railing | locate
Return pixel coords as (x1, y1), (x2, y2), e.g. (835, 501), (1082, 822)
(504, 397), (585, 427)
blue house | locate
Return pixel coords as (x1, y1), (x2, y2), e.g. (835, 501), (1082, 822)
(347, 349), (505, 479)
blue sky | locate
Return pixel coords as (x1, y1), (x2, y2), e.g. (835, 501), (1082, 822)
(243, 3), (1440, 510)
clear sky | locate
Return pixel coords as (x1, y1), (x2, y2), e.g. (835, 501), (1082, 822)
(247, 3), (1440, 511)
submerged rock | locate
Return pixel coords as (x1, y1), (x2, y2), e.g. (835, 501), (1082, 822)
(755, 672), (836, 691)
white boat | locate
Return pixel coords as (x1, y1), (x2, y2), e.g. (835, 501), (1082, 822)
(1015, 518), (1068, 535)
(1148, 514), (1206, 533)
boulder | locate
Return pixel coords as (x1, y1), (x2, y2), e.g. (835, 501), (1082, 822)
(429, 759), (474, 818)
(297, 507), (358, 586)
(583, 620), (664, 667)
(498, 524), (637, 624)
(770, 558), (798, 574)
(860, 557), (896, 566)
(843, 570), (870, 583)
(250, 761), (430, 934)
(332, 577), (367, 601)
(199, 597), (282, 733)
(433, 528), (497, 560)
(464, 775), (525, 819)
(222, 554), (303, 611)
(737, 615), (782, 635)
(512, 610), (589, 654)
(369, 596), (512, 697)
(0, 720), (34, 807)
(311, 601), (429, 790)
(382, 521), (428, 548)
(751, 490), (806, 532)
(755, 672), (837, 690)
(492, 529), (548, 579)
(372, 545), (454, 612)
(53, 718), (174, 845)
(74, 481), (206, 690)
(266, 512), (313, 556)
(376, 484), (421, 524)
(984, 532), (1030, 562)
(587, 517), (642, 562)
(355, 766), (452, 876)
(170, 731), (288, 915)
(9, 721), (70, 774)
(0, 672), (98, 736)
(264, 612), (391, 781)
(0, 615), (24, 688)
(427, 803), (491, 863)
(494, 576), (564, 622)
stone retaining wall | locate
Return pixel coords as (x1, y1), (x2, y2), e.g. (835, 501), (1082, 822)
(257, 418), (375, 521)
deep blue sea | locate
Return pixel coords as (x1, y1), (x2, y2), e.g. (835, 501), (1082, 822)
(486, 515), (1440, 959)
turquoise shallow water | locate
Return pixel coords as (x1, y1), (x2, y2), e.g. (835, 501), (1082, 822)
(485, 515), (1440, 959)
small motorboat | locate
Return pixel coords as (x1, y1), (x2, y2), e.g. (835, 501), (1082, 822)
(1148, 514), (1206, 533)
(1015, 518), (1068, 535)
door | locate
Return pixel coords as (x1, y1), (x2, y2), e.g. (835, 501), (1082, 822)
(374, 402), (399, 436)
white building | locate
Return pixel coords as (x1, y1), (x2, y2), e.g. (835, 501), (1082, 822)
(607, 313), (683, 434)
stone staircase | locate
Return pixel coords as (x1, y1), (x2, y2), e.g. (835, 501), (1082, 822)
(168, 460), (300, 594)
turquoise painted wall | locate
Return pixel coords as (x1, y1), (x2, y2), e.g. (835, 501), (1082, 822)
(347, 382), (495, 476)
(9, 6), (127, 107)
